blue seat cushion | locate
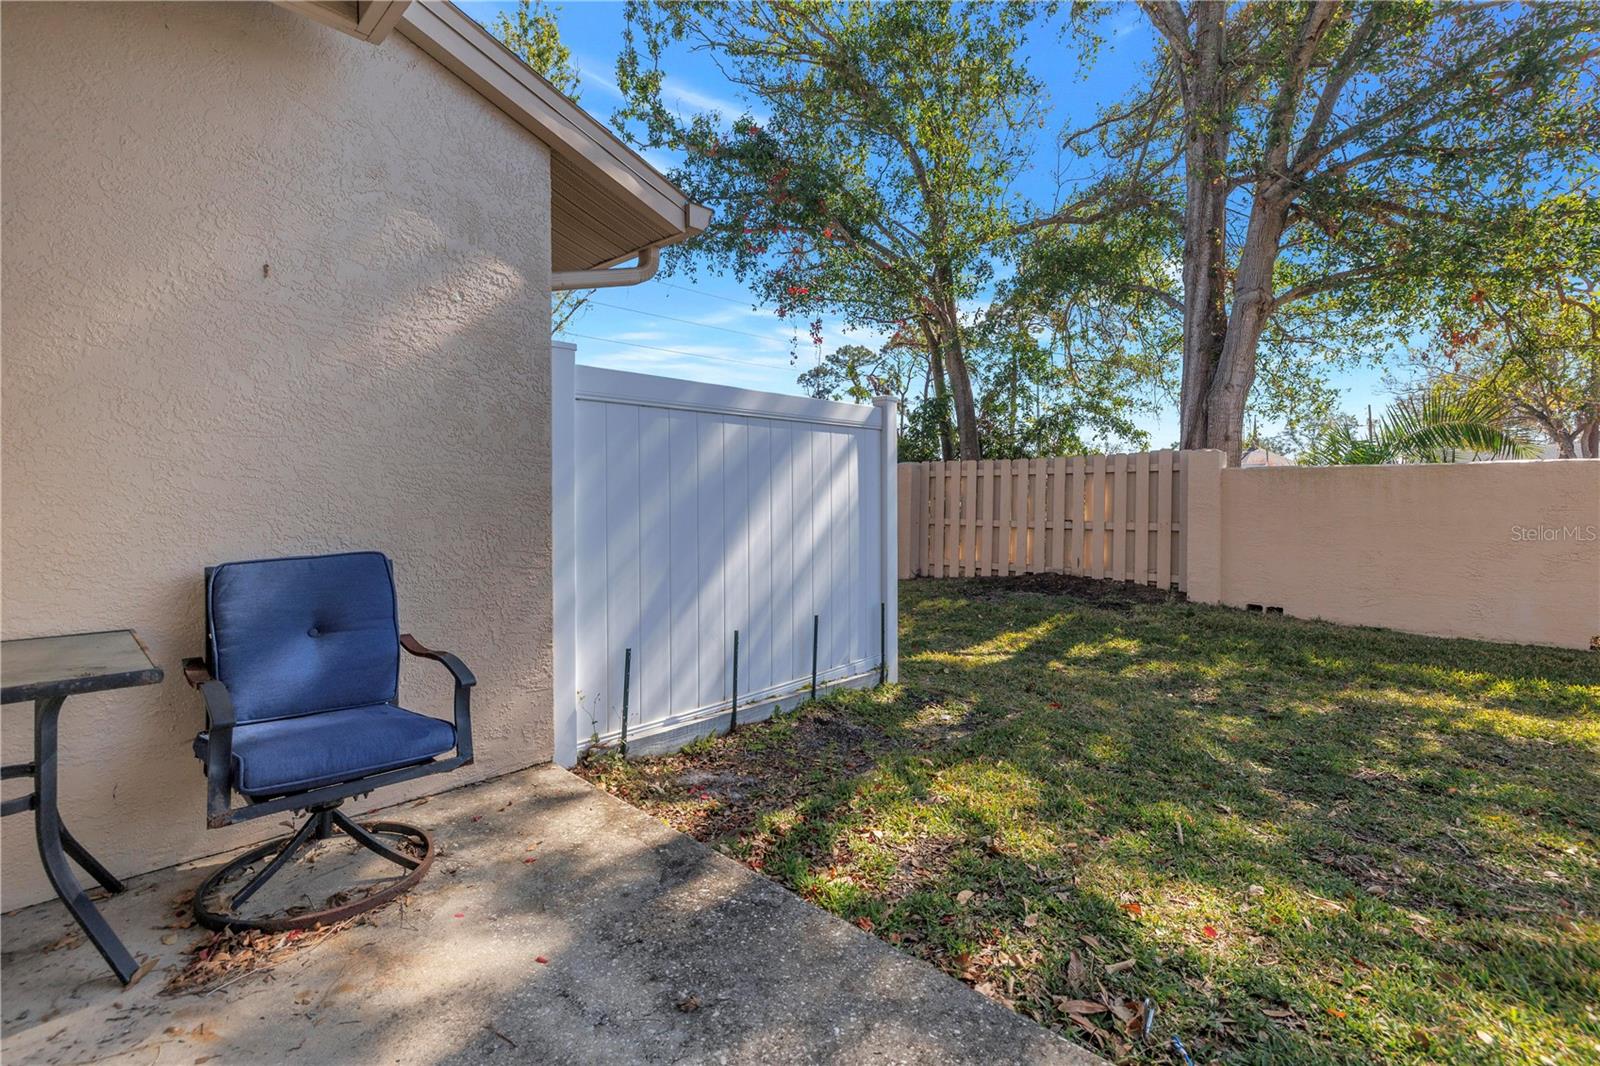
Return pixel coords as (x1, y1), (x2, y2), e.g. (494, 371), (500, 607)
(208, 552), (400, 725)
(194, 703), (455, 797)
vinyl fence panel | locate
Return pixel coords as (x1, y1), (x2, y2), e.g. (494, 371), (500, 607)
(552, 344), (897, 761)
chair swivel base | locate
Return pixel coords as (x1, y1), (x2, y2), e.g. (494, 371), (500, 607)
(194, 805), (434, 933)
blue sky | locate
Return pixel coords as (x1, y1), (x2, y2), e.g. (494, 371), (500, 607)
(460, 1), (1394, 449)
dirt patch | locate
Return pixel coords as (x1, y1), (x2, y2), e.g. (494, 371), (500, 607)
(575, 708), (890, 845)
(928, 573), (1179, 608)
(885, 833), (964, 900)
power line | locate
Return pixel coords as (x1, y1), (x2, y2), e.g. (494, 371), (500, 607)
(556, 330), (809, 371)
(655, 279), (769, 307)
(585, 299), (784, 343)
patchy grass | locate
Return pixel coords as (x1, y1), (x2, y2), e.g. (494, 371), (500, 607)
(578, 578), (1600, 1065)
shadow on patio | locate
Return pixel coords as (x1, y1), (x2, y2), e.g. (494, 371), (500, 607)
(1, 765), (1102, 1065)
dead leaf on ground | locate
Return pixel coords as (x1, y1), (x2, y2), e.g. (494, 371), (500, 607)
(1054, 998), (1107, 1014)
(956, 889), (974, 905)
(161, 920), (357, 996)
(1066, 949), (1087, 988)
(1104, 958), (1136, 975)
(1069, 1013), (1114, 1045)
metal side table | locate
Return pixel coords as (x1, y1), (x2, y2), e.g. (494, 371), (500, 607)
(2, 630), (163, 984)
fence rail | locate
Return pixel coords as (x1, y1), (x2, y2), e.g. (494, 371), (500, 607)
(897, 452), (1189, 589)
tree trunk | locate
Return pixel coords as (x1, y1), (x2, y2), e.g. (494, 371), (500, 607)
(921, 320), (957, 460)
(943, 328), (982, 460)
(1201, 193), (1290, 465)
(1176, 5), (1232, 457)
(927, 283), (981, 460)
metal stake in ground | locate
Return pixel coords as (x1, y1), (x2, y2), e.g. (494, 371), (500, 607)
(619, 648), (632, 757)
(879, 601), (887, 687)
(811, 615), (819, 701)
(729, 630), (739, 734)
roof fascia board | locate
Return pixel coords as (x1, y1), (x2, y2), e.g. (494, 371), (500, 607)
(276, 1), (410, 43)
(397, 1), (692, 238)
(357, 1), (410, 43)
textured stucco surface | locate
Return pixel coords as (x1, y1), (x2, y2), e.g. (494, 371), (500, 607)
(1217, 461), (1600, 649)
(2, 2), (555, 909)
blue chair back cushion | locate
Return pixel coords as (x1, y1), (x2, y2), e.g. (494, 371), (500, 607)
(208, 551), (400, 724)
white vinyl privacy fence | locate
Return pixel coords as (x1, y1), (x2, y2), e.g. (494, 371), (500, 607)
(551, 343), (898, 763)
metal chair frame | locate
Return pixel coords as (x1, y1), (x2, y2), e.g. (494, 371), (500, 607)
(184, 632), (474, 931)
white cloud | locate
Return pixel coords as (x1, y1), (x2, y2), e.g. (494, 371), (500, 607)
(572, 53), (765, 123)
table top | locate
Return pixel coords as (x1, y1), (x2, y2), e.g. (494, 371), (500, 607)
(1, 630), (164, 704)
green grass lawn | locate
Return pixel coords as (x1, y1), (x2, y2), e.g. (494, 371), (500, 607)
(578, 577), (1600, 1065)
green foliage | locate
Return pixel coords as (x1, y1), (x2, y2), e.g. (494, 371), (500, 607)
(614, 1), (1160, 458)
(1405, 194), (1600, 456)
(491, 0), (580, 98)
(1067, 1), (1600, 456)
(1300, 384), (1535, 465)
(799, 344), (909, 405)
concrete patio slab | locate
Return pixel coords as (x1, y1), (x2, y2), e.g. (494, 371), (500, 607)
(2, 765), (1103, 1065)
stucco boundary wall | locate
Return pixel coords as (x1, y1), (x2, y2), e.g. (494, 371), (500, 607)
(1181, 453), (1599, 650)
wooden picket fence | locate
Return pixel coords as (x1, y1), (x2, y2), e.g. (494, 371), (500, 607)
(897, 452), (1190, 590)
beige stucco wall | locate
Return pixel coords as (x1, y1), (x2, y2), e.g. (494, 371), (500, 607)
(1215, 461), (1600, 650)
(2, 2), (555, 909)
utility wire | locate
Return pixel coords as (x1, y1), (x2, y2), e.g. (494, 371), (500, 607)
(585, 299), (783, 343)
(556, 330), (802, 370)
(655, 279), (769, 307)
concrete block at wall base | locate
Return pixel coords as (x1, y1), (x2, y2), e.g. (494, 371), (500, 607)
(582, 671), (882, 759)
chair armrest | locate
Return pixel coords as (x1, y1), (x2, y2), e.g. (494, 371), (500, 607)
(185, 658), (237, 828)
(400, 635), (475, 764)
(183, 657), (211, 689)
(400, 634), (476, 687)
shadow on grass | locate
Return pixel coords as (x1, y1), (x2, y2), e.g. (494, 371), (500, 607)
(580, 578), (1600, 1065)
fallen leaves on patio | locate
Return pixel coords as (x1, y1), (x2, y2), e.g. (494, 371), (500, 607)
(161, 919), (358, 996)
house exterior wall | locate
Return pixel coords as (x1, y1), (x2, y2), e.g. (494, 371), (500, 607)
(1214, 461), (1599, 650)
(2, 1), (555, 909)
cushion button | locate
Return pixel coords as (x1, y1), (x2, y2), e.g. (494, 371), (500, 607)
(308, 626), (320, 637)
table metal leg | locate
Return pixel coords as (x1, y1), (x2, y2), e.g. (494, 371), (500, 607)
(33, 696), (140, 984)
(60, 822), (127, 895)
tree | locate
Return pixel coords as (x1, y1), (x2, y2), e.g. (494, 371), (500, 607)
(1406, 194), (1600, 457)
(799, 343), (914, 404)
(1300, 384), (1534, 465)
(1070, 2), (1600, 463)
(615, 0), (1052, 459)
(489, 0), (591, 332)
(1418, 282), (1600, 458)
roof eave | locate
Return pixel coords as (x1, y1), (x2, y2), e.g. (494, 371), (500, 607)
(395, 2), (707, 260)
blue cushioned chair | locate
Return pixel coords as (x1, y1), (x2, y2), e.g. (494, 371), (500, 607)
(183, 551), (474, 930)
